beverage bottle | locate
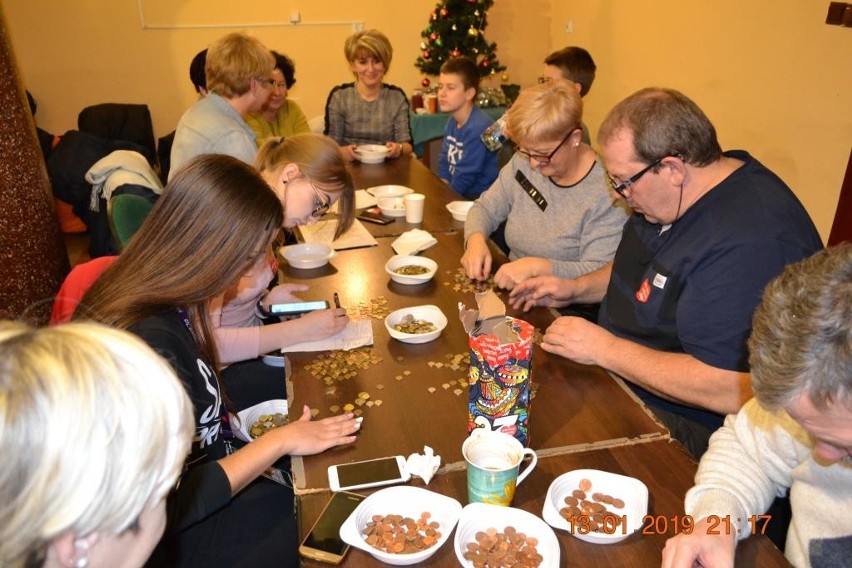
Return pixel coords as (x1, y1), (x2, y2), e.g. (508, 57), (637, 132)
(481, 112), (508, 152)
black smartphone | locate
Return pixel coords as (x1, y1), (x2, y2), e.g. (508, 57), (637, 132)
(269, 301), (330, 316)
(299, 491), (365, 564)
(357, 207), (395, 225)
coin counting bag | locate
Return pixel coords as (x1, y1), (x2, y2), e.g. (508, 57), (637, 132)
(460, 290), (534, 446)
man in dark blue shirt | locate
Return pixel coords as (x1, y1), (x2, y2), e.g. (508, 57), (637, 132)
(509, 87), (822, 458)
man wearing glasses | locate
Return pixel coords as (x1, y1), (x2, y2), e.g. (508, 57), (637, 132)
(509, 87), (822, 459)
(170, 33), (275, 181)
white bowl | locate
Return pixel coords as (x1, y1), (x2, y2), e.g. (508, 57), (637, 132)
(446, 201), (474, 222)
(281, 243), (335, 269)
(385, 305), (448, 344)
(454, 503), (560, 568)
(233, 399), (288, 442)
(340, 486), (461, 566)
(542, 468), (648, 544)
(356, 144), (390, 164)
(384, 255), (438, 285)
(367, 185), (414, 199)
(377, 197), (406, 217)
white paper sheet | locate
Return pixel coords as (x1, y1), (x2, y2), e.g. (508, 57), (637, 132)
(284, 319), (374, 352)
(329, 189), (377, 213)
(298, 218), (378, 250)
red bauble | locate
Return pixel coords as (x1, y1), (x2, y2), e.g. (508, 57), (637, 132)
(430, 10), (436, 20)
(441, 8), (448, 16)
(451, 49), (461, 57)
(481, 59), (490, 67)
(423, 50), (431, 59)
(430, 32), (437, 40)
(421, 77), (431, 87)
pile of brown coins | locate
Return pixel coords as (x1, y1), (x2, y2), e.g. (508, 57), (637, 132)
(361, 513), (441, 554)
(559, 478), (625, 532)
(462, 527), (543, 567)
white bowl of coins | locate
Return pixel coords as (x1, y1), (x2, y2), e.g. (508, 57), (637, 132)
(356, 144), (390, 164)
(385, 305), (447, 344)
(454, 503), (560, 568)
(541, 468), (648, 544)
(384, 255), (438, 285)
(233, 399), (288, 442)
(340, 486), (462, 565)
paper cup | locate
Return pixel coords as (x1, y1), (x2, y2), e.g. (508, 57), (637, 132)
(403, 193), (425, 224)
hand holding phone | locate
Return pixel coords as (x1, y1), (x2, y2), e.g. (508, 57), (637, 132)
(327, 455), (410, 492)
(299, 491), (365, 564)
(269, 300), (330, 316)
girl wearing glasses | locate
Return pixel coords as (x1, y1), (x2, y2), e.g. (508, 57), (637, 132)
(461, 79), (630, 291)
(208, 134), (355, 407)
(75, 153), (359, 567)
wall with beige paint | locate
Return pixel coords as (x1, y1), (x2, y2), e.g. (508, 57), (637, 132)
(4, 0), (850, 239)
(551, 0), (852, 242)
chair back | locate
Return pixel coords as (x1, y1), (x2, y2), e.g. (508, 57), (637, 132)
(108, 194), (153, 250)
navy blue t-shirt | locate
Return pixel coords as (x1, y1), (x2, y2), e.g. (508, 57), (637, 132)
(599, 150), (822, 429)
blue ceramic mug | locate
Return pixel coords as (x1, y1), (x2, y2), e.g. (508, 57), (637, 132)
(462, 429), (537, 506)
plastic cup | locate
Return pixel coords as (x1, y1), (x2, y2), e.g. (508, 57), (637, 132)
(403, 193), (425, 223)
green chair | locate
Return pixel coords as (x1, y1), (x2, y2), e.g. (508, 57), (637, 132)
(107, 194), (154, 250)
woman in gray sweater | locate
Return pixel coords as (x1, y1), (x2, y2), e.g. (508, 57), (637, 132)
(461, 79), (630, 290)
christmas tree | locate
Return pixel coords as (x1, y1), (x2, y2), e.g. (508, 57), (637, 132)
(414, 0), (505, 83)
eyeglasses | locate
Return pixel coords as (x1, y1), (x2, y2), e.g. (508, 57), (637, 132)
(537, 76), (552, 84)
(310, 184), (331, 218)
(515, 128), (577, 165)
(272, 81), (288, 91)
(606, 157), (667, 197)
(257, 77), (276, 89)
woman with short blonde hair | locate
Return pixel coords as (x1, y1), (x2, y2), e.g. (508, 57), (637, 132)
(324, 29), (412, 162)
(462, 79), (631, 291)
(0, 321), (193, 568)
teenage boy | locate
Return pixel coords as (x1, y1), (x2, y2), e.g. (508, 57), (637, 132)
(541, 46), (596, 144)
(437, 57), (498, 199)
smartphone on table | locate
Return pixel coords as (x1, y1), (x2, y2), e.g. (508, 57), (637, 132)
(357, 207), (395, 225)
(327, 455), (410, 492)
(299, 490), (365, 564)
(269, 300), (330, 316)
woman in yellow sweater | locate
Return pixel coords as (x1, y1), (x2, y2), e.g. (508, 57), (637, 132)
(246, 51), (310, 145)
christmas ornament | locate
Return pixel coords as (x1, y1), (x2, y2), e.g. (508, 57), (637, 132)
(430, 32), (437, 40)
(474, 10), (480, 16)
(430, 10), (436, 20)
(423, 50), (431, 59)
(501, 72), (509, 82)
(452, 24), (457, 31)
(435, 38), (443, 47)
(468, 26), (478, 37)
(422, 77), (431, 87)
(441, 8), (448, 17)
(481, 59), (489, 67)
(451, 49), (460, 57)
(420, 42), (426, 50)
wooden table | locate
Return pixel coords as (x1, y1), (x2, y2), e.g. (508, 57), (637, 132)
(298, 440), (790, 567)
(341, 155), (466, 237)
(284, 232), (667, 493)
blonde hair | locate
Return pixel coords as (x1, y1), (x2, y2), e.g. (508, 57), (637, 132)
(344, 29), (393, 73)
(506, 79), (582, 145)
(255, 134), (355, 238)
(206, 32), (275, 98)
(0, 322), (194, 568)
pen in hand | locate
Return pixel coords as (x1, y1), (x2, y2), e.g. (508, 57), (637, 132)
(333, 292), (344, 316)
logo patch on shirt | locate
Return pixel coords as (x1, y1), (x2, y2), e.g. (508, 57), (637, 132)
(635, 278), (651, 303)
(652, 273), (668, 289)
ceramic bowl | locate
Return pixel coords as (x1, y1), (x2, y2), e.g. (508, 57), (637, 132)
(356, 144), (390, 164)
(385, 305), (447, 344)
(454, 503), (560, 568)
(280, 243), (335, 269)
(384, 255), (438, 285)
(542, 468), (648, 544)
(377, 197), (406, 217)
(367, 185), (414, 199)
(446, 201), (475, 222)
(340, 486), (462, 566)
(233, 399), (288, 442)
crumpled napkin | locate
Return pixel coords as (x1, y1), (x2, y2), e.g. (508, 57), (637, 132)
(392, 229), (438, 256)
(405, 445), (441, 484)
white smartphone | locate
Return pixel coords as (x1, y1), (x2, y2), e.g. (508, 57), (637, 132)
(269, 300), (330, 316)
(327, 455), (410, 492)
(299, 490), (365, 564)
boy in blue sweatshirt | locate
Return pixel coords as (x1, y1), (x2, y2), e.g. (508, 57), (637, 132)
(437, 57), (498, 199)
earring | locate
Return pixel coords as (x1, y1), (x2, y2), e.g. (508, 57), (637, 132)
(72, 538), (90, 568)
(573, 141), (579, 148)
